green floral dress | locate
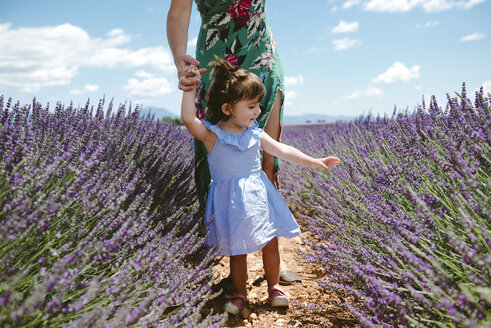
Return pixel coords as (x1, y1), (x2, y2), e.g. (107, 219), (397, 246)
(194, 0), (285, 209)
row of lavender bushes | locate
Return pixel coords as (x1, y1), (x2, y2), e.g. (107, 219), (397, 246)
(282, 84), (490, 327)
(0, 96), (224, 327)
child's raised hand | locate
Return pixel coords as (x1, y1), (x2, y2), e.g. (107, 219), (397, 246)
(181, 64), (201, 92)
(317, 156), (341, 172)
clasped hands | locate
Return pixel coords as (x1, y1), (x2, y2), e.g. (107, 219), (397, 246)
(177, 55), (207, 91)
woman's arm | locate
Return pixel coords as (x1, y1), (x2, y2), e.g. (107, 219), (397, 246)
(261, 133), (340, 171)
(167, 0), (206, 90)
(167, 0), (193, 67)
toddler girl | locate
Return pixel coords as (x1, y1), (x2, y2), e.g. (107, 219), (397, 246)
(180, 58), (340, 315)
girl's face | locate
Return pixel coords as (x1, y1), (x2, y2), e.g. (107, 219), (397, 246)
(223, 97), (261, 130)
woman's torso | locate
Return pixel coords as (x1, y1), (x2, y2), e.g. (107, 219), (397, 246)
(194, 0), (284, 125)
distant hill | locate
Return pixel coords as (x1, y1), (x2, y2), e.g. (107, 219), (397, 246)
(283, 113), (355, 124)
(139, 106), (178, 119)
(140, 106), (355, 124)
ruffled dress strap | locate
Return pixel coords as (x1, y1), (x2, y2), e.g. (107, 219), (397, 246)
(201, 120), (263, 151)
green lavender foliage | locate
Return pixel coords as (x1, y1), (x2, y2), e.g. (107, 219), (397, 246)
(0, 97), (224, 327)
(282, 84), (490, 327)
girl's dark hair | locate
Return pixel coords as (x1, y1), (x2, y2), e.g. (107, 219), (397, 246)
(205, 57), (265, 124)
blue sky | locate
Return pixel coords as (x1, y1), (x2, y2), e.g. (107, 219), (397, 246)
(1, 0), (490, 118)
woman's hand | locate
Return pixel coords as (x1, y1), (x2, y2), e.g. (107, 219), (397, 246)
(177, 55), (207, 91)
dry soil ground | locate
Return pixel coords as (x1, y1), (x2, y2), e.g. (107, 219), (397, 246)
(200, 228), (361, 328)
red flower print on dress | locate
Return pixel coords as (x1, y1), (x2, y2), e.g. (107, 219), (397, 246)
(196, 88), (206, 119)
(197, 106), (206, 120)
(226, 0), (252, 26)
(250, 49), (274, 71)
(225, 54), (239, 66)
(273, 169), (281, 190)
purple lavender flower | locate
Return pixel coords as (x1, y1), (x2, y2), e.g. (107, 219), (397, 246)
(0, 96), (224, 327)
(282, 84), (490, 327)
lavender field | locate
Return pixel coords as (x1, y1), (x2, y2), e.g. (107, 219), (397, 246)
(0, 84), (489, 327)
(282, 84), (490, 327)
(0, 97), (224, 327)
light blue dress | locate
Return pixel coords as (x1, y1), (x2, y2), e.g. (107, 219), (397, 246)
(202, 120), (301, 256)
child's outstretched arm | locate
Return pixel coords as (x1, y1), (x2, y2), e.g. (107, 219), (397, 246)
(180, 66), (216, 148)
(261, 133), (340, 171)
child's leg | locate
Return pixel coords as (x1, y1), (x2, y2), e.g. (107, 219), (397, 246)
(262, 237), (280, 287)
(229, 254), (248, 300)
(262, 237), (289, 306)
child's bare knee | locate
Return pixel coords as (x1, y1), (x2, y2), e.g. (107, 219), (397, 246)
(263, 237), (278, 252)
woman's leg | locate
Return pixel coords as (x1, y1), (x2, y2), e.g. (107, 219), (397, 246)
(194, 138), (210, 215)
(262, 90), (282, 183)
(229, 254), (248, 305)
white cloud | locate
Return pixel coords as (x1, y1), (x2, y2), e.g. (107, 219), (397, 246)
(463, 0), (487, 9)
(85, 84), (99, 92)
(0, 23), (175, 92)
(106, 28), (131, 44)
(424, 0), (486, 11)
(364, 0), (485, 13)
(70, 84), (99, 95)
(342, 85), (384, 100)
(332, 37), (362, 51)
(459, 32), (485, 42)
(285, 75), (305, 87)
(343, 0), (362, 9)
(284, 90), (298, 106)
(420, 0), (453, 11)
(188, 36), (198, 49)
(417, 20), (439, 28)
(135, 70), (154, 78)
(476, 80), (491, 95)
(332, 21), (359, 34)
(372, 62), (420, 84)
(88, 46), (174, 71)
(284, 76), (304, 106)
(123, 71), (174, 98)
(364, 0), (419, 12)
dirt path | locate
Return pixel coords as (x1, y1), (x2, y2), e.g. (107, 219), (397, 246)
(201, 230), (360, 327)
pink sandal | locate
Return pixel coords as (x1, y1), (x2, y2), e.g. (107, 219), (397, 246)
(268, 285), (289, 307)
(223, 293), (247, 315)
